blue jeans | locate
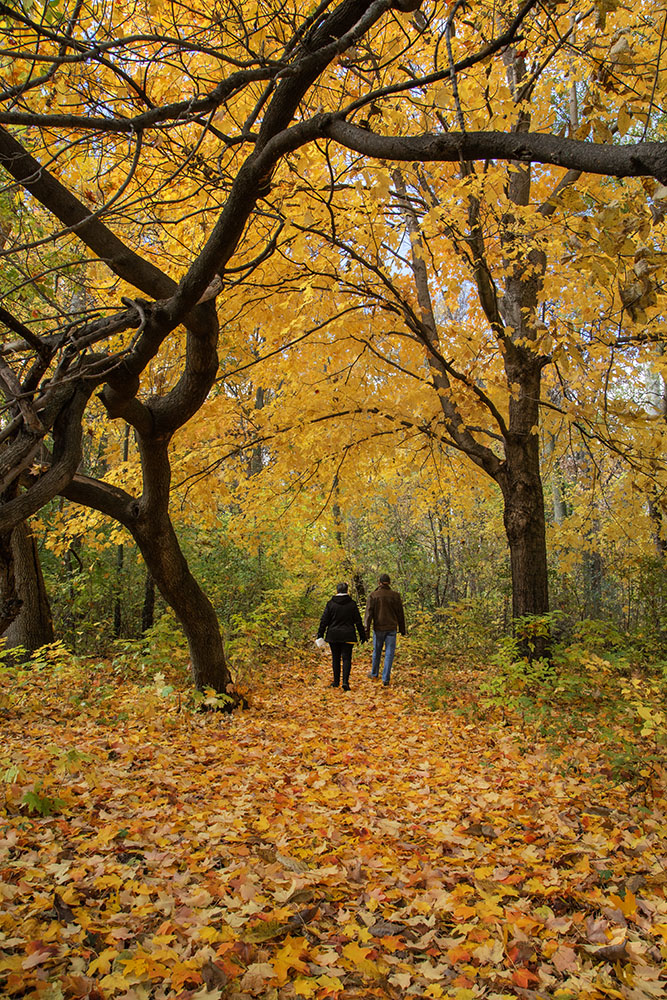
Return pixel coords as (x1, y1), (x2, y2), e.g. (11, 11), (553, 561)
(371, 630), (397, 683)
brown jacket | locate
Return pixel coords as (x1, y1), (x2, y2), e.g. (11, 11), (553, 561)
(364, 583), (406, 635)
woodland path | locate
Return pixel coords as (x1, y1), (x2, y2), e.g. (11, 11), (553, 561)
(0, 650), (665, 999)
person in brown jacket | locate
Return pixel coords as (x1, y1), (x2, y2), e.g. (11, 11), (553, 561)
(364, 574), (406, 686)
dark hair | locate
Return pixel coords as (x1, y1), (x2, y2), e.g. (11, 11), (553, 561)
(379, 573), (391, 584)
(336, 582), (349, 594)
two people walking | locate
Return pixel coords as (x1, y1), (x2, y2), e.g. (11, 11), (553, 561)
(317, 574), (405, 691)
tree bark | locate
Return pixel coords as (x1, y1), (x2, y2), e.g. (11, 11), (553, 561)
(0, 531), (22, 637)
(133, 512), (229, 691)
(1, 520), (54, 652)
(499, 440), (550, 621)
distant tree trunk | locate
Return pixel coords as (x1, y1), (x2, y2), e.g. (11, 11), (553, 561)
(142, 570), (155, 632)
(0, 531), (22, 636)
(648, 496), (667, 557)
(552, 478), (567, 526)
(583, 548), (603, 618)
(248, 385), (265, 476)
(113, 541), (124, 637)
(2, 520), (54, 652)
(332, 475), (365, 599)
(113, 423), (131, 637)
(352, 572), (366, 603)
(428, 510), (453, 605)
(332, 475), (344, 551)
(544, 419), (567, 525)
(63, 539), (82, 652)
(646, 370), (667, 554)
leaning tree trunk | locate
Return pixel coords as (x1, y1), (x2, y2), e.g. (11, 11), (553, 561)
(132, 510), (230, 692)
(62, 441), (233, 694)
(1, 520), (54, 652)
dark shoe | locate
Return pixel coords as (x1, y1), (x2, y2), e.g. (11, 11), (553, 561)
(382, 681), (389, 687)
(342, 685), (350, 691)
(330, 682), (339, 688)
(368, 672), (378, 679)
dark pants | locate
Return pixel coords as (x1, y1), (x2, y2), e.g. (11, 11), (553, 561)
(329, 642), (353, 687)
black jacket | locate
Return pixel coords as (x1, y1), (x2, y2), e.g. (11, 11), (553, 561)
(318, 594), (366, 644)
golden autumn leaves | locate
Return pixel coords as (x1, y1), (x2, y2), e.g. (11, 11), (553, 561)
(0, 650), (666, 999)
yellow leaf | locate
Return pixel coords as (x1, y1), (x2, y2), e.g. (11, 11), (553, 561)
(609, 890), (637, 919)
(87, 949), (118, 976)
(617, 107), (632, 136)
(342, 941), (372, 965)
(294, 977), (318, 997)
(317, 974), (344, 990)
(272, 936), (309, 985)
(99, 973), (130, 991)
(197, 926), (221, 943)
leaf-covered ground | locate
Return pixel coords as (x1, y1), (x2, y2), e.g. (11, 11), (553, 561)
(1, 650), (666, 1000)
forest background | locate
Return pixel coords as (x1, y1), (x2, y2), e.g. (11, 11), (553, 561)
(1, 0), (667, 694)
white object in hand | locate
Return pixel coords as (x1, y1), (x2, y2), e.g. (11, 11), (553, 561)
(315, 637), (326, 649)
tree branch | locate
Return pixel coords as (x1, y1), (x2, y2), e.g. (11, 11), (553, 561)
(322, 121), (667, 183)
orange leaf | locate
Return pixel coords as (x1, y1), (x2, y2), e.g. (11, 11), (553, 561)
(512, 969), (538, 987)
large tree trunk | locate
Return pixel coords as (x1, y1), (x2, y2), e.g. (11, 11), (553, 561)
(62, 443), (233, 694)
(132, 509), (230, 692)
(1, 520), (54, 652)
(500, 440), (550, 621)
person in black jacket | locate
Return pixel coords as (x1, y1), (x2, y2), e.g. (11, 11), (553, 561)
(317, 582), (367, 691)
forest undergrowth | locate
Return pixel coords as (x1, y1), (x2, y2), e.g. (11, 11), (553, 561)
(1, 646), (666, 1000)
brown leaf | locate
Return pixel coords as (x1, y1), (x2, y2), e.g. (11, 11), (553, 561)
(590, 940), (630, 964)
(345, 860), (364, 882)
(201, 959), (229, 990)
(53, 892), (77, 923)
(601, 906), (627, 927)
(551, 944), (578, 973)
(585, 916), (610, 943)
(285, 903), (321, 933)
(239, 961), (274, 994)
(465, 822), (497, 838)
(369, 920), (407, 938)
